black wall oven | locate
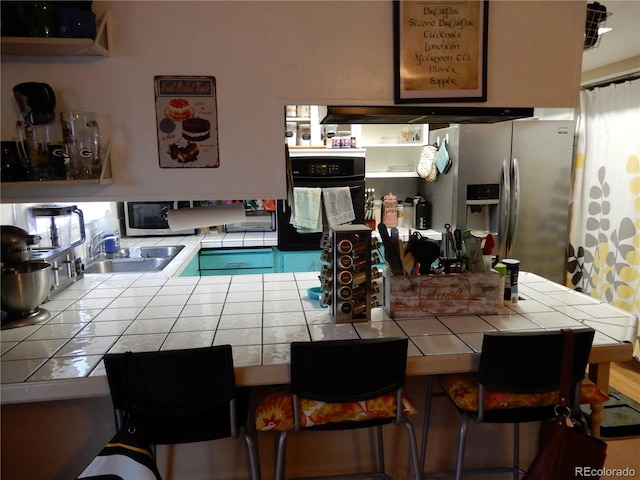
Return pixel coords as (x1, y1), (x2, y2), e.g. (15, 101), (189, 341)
(277, 154), (366, 251)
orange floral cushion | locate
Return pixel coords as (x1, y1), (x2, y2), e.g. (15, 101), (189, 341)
(436, 373), (609, 412)
(254, 386), (418, 431)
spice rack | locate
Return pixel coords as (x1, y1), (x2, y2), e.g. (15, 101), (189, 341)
(319, 224), (381, 323)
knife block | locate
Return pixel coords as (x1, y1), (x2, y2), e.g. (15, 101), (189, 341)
(319, 224), (378, 323)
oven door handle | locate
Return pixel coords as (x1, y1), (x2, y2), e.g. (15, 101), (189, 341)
(282, 184), (363, 209)
(294, 175), (365, 182)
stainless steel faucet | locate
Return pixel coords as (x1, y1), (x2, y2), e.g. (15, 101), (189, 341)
(86, 231), (105, 261)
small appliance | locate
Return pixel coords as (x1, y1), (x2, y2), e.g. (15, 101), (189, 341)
(1, 226), (52, 329)
(224, 200), (276, 233)
(120, 201), (195, 236)
(26, 205), (86, 298)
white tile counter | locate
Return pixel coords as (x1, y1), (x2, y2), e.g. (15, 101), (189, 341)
(1, 255), (636, 406)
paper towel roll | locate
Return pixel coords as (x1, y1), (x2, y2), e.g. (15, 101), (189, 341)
(167, 204), (246, 231)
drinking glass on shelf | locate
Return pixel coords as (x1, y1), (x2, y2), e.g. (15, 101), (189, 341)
(15, 119), (62, 180)
(60, 111), (101, 179)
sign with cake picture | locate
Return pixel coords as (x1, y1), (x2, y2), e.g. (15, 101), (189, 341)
(154, 75), (219, 168)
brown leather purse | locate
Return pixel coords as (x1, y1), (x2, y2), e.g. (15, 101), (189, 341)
(523, 329), (607, 480)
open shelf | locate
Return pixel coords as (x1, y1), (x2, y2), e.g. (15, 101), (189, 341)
(1, 13), (109, 57)
(1, 142), (113, 188)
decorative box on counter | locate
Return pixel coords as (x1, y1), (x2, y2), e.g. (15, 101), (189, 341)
(383, 269), (501, 318)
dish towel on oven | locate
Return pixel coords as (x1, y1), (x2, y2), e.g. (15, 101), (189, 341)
(290, 187), (323, 233)
(323, 187), (355, 228)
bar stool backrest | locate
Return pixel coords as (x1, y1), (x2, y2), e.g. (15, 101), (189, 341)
(104, 345), (240, 445)
(478, 328), (595, 406)
(290, 337), (409, 404)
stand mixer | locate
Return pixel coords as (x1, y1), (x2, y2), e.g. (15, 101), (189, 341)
(1, 226), (52, 329)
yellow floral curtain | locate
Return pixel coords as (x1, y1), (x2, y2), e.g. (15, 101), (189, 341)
(568, 79), (640, 359)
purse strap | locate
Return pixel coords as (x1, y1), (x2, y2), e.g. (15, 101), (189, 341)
(558, 329), (575, 411)
(123, 351), (135, 427)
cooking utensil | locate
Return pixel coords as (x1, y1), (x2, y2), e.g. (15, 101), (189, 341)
(414, 237), (440, 275)
(454, 228), (463, 255)
(405, 230), (420, 255)
(388, 227), (404, 274)
(378, 223), (403, 274)
(443, 224), (457, 259)
(392, 227), (405, 261)
(402, 251), (416, 275)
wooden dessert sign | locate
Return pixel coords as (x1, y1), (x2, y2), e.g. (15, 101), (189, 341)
(154, 75), (220, 168)
(383, 270), (500, 317)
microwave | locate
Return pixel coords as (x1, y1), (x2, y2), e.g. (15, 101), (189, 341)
(120, 201), (194, 236)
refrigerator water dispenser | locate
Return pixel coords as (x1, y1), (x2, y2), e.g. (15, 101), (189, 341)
(465, 184), (499, 234)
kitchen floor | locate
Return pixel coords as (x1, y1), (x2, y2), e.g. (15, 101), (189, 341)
(602, 360), (640, 480)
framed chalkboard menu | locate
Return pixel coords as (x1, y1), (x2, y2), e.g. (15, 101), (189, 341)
(394, 0), (488, 103)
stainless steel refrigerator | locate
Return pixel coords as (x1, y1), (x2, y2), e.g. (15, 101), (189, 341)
(425, 119), (576, 284)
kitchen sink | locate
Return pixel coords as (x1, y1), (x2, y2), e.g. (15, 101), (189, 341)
(83, 245), (185, 274)
(126, 246), (185, 259)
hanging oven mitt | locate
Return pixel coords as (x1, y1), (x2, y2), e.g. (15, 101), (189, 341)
(436, 139), (451, 174)
(417, 144), (438, 182)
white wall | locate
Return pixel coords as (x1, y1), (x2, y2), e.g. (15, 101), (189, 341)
(0, 1), (586, 204)
(1, 202), (118, 252)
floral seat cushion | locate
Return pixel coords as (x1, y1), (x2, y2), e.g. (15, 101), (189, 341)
(254, 386), (418, 432)
(436, 373), (609, 412)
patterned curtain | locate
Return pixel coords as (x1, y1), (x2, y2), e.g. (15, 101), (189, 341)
(568, 79), (640, 359)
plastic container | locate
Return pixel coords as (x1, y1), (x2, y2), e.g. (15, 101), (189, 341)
(403, 198), (414, 228)
(297, 124), (311, 146)
(493, 262), (506, 305)
(373, 200), (382, 227)
(286, 105), (297, 117)
(103, 231), (120, 254)
(502, 259), (520, 304)
(285, 122), (296, 147)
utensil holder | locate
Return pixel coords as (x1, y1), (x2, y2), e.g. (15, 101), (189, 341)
(383, 270), (500, 318)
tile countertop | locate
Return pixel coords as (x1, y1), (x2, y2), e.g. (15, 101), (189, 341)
(1, 237), (637, 405)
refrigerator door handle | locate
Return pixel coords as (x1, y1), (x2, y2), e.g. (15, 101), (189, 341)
(508, 157), (520, 256)
(498, 158), (511, 259)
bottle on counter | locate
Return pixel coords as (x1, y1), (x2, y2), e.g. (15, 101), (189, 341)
(383, 193), (398, 227)
(503, 259), (520, 304)
(397, 202), (404, 228)
(373, 200), (382, 227)
(493, 262), (506, 306)
(415, 198), (432, 230)
(403, 198), (415, 229)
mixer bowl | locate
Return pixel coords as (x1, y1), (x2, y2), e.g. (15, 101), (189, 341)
(1, 261), (52, 316)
